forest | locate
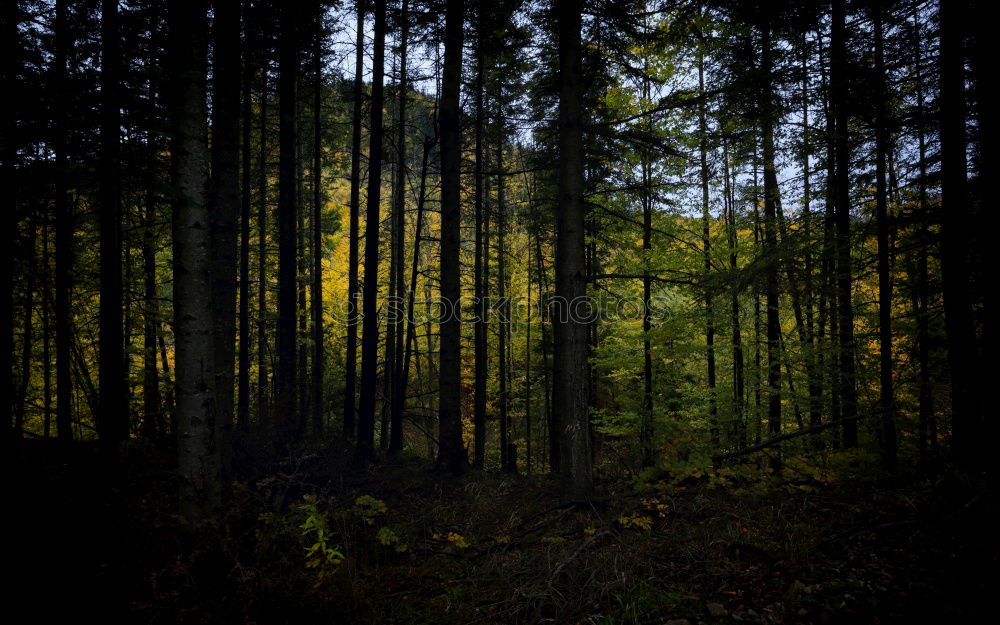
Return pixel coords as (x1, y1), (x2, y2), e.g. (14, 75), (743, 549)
(4, 0), (997, 622)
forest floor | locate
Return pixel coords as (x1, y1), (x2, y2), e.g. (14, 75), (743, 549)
(13, 439), (998, 625)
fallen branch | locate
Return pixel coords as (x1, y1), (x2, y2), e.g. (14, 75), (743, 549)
(712, 412), (871, 464)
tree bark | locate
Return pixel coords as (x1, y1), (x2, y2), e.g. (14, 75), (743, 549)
(554, 0), (592, 500)
(99, 0), (127, 447)
(344, 0), (365, 439)
(170, 0), (219, 519)
(312, 1), (325, 435)
(358, 0), (386, 458)
(938, 0), (981, 465)
(436, 0), (468, 474)
(210, 0), (241, 468)
(389, 0), (410, 454)
(873, 6), (896, 471)
(831, 0), (858, 448)
(54, 0), (73, 443)
(276, 1), (300, 451)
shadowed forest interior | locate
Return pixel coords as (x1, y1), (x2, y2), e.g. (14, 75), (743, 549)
(5, 0), (997, 622)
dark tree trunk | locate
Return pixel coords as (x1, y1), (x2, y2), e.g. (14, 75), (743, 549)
(210, 0), (241, 468)
(938, 0), (981, 465)
(15, 213), (36, 438)
(1, 0), (14, 442)
(910, 12), (935, 459)
(142, 176), (163, 439)
(389, 0), (410, 455)
(698, 54), (718, 452)
(723, 140), (745, 448)
(237, 0), (254, 431)
(401, 130), (437, 454)
(498, 141), (511, 473)
(98, 0), (127, 447)
(554, 0), (592, 500)
(256, 67), (269, 426)
(873, 7), (896, 471)
(358, 0), (386, 458)
(170, 0), (219, 519)
(436, 0), (468, 474)
(831, 0), (858, 448)
(276, 1), (300, 451)
(343, 0), (365, 439)
(54, 0), (73, 443)
(641, 71), (654, 467)
(473, 4), (487, 469)
(312, 1), (325, 436)
(760, 21), (782, 470)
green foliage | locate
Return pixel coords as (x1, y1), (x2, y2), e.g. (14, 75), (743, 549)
(298, 497), (345, 588)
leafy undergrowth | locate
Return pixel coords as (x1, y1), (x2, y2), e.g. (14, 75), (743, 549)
(14, 442), (997, 624)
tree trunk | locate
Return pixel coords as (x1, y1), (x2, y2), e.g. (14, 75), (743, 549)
(170, 0), (219, 519)
(873, 7), (896, 471)
(343, 0), (365, 439)
(256, 66), (269, 426)
(142, 173), (163, 439)
(938, 0), (981, 465)
(831, 0), (858, 448)
(698, 54), (718, 452)
(760, 21), (782, 470)
(54, 0), (73, 443)
(276, 1), (300, 451)
(0, 0), (15, 442)
(358, 0), (386, 458)
(312, 2), (325, 436)
(98, 0), (127, 447)
(436, 0), (468, 474)
(473, 4), (487, 468)
(210, 0), (240, 469)
(389, 0), (410, 455)
(554, 0), (592, 500)
(237, 0), (253, 431)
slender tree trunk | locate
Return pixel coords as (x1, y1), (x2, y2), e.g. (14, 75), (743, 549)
(297, 134), (309, 436)
(343, 0), (365, 439)
(436, 0), (468, 474)
(498, 141), (511, 472)
(276, 1), (300, 451)
(312, 3), (325, 435)
(800, 30), (822, 437)
(237, 0), (253, 431)
(873, 7), (896, 471)
(210, 0), (240, 470)
(473, 5), (487, 468)
(389, 0), (410, 454)
(15, 213), (36, 438)
(698, 54), (718, 452)
(910, 11), (935, 459)
(554, 0), (592, 500)
(641, 72), (654, 467)
(142, 174), (163, 439)
(401, 131), (437, 453)
(257, 68), (269, 426)
(358, 0), (386, 458)
(938, 0), (981, 465)
(54, 0), (73, 443)
(170, 0), (219, 519)
(43, 221), (52, 438)
(723, 140), (745, 448)
(760, 21), (782, 469)
(1, 0), (15, 442)
(818, 31), (840, 445)
(831, 0), (858, 448)
(99, 0), (126, 447)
